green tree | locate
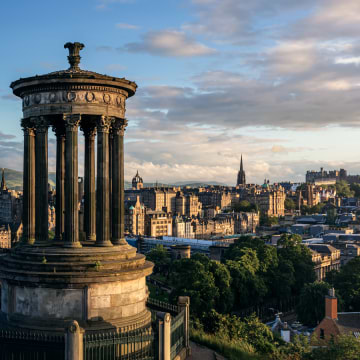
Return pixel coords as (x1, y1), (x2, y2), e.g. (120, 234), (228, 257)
(232, 200), (258, 213)
(260, 215), (279, 226)
(310, 335), (360, 360)
(201, 310), (276, 355)
(284, 198), (296, 211)
(189, 254), (234, 313)
(226, 248), (267, 309)
(335, 180), (354, 198)
(208, 261), (234, 313)
(350, 182), (360, 198)
(277, 234), (316, 296)
(146, 245), (171, 276)
(170, 258), (219, 318)
(296, 282), (331, 327)
(326, 207), (337, 225)
(326, 257), (360, 311)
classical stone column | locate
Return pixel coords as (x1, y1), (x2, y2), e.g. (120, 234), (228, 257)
(53, 123), (66, 242)
(21, 119), (36, 245)
(109, 132), (113, 240)
(34, 116), (49, 245)
(81, 122), (96, 241)
(111, 118), (128, 245)
(96, 115), (113, 247)
(64, 114), (82, 248)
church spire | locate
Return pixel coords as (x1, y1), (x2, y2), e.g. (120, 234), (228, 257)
(236, 155), (246, 186)
(1, 168), (7, 191)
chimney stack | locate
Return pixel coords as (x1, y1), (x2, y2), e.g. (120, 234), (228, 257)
(325, 288), (337, 320)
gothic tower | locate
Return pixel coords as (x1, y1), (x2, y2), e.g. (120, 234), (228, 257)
(237, 155), (246, 186)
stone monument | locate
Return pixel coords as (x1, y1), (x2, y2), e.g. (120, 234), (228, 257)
(0, 42), (153, 334)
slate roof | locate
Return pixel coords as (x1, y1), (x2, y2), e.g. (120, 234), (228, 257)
(337, 313), (360, 335)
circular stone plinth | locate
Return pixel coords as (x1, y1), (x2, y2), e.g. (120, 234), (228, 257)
(0, 243), (153, 332)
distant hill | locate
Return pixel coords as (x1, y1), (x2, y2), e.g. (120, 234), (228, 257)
(1, 168), (227, 190)
(1, 168), (56, 190)
(173, 181), (228, 187)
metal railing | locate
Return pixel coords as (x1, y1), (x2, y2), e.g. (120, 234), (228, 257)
(83, 327), (156, 360)
(147, 297), (180, 315)
(0, 328), (65, 360)
(170, 310), (185, 360)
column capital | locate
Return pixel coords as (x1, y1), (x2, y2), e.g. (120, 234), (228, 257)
(64, 114), (81, 130)
(21, 119), (36, 136)
(111, 118), (128, 136)
(80, 123), (97, 138)
(52, 122), (66, 138)
(96, 115), (113, 133)
(31, 116), (49, 133)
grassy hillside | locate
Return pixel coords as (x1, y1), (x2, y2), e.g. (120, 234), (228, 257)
(1, 168), (56, 190)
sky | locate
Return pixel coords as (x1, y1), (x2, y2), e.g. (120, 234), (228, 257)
(1, 0), (360, 185)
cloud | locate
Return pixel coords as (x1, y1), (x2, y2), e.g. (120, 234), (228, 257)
(183, 0), (316, 44)
(96, 46), (114, 52)
(95, 0), (133, 10)
(105, 64), (127, 72)
(115, 23), (139, 30)
(335, 57), (360, 66)
(1, 94), (19, 101)
(122, 30), (217, 57)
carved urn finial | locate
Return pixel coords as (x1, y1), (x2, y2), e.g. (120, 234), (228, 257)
(64, 42), (85, 70)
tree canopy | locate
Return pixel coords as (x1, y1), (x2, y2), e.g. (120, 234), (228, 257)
(284, 198), (296, 211)
(296, 282), (331, 326)
(335, 180), (354, 198)
(326, 256), (360, 311)
(232, 200), (258, 213)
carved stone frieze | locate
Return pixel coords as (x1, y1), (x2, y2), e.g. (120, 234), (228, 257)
(21, 89), (126, 113)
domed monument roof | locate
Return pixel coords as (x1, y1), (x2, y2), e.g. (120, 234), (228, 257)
(10, 42), (137, 119)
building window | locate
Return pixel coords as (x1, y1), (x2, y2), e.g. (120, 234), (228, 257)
(320, 328), (325, 339)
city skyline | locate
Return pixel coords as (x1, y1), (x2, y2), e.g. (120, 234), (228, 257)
(2, 1), (360, 184)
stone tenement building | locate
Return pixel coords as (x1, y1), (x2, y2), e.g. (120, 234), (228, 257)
(0, 170), (22, 225)
(173, 215), (195, 238)
(309, 244), (341, 281)
(216, 212), (259, 234)
(191, 217), (234, 239)
(197, 187), (232, 209)
(145, 210), (172, 237)
(125, 195), (146, 235)
(0, 42), (154, 354)
(233, 212), (259, 233)
(126, 185), (179, 213)
(0, 225), (11, 249)
(175, 191), (202, 217)
(245, 183), (286, 217)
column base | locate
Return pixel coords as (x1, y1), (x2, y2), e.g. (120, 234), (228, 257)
(33, 240), (51, 247)
(86, 234), (96, 241)
(95, 240), (113, 247)
(22, 237), (35, 245)
(53, 235), (62, 242)
(111, 238), (127, 246)
(63, 242), (82, 248)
